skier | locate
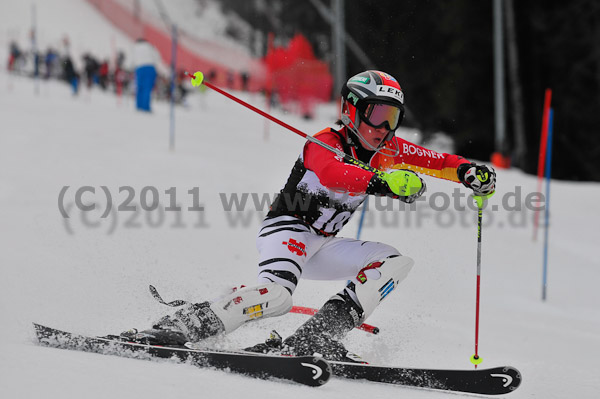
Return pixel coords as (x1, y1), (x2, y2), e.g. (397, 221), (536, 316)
(124, 70), (496, 361)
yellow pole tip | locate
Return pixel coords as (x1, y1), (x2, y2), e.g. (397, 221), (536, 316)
(191, 71), (204, 87)
(473, 192), (495, 209)
(470, 354), (483, 365)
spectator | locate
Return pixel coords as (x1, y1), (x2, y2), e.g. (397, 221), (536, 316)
(8, 41), (22, 71)
(6, 38), (187, 110)
(44, 48), (58, 79)
(207, 69), (217, 82)
(132, 38), (159, 112)
(98, 59), (109, 90)
(32, 50), (41, 78)
(241, 71), (249, 91)
(226, 69), (234, 89)
(175, 69), (189, 105)
(62, 55), (79, 95)
(114, 51), (131, 97)
(116, 51), (126, 70)
(82, 53), (99, 88)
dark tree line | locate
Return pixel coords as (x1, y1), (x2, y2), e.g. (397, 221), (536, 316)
(515, 0), (600, 181)
(219, 0), (599, 181)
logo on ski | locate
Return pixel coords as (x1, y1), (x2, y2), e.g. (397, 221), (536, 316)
(282, 238), (307, 257)
(491, 373), (513, 387)
(301, 362), (324, 380)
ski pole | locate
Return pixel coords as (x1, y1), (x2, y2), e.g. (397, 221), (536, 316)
(356, 197), (368, 239)
(186, 71), (388, 179)
(470, 195), (487, 369)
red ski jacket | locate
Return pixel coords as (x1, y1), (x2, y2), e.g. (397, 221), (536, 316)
(267, 127), (470, 236)
(304, 127), (470, 194)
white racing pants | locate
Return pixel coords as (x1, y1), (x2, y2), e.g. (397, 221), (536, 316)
(256, 215), (414, 321)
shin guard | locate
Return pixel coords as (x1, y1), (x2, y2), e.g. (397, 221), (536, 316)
(349, 255), (414, 321)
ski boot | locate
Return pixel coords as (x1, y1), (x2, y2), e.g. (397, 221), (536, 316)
(119, 328), (188, 347)
(120, 301), (225, 346)
(246, 297), (366, 363)
(151, 301), (225, 342)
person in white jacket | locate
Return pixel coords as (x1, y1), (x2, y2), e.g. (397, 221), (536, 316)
(133, 38), (159, 112)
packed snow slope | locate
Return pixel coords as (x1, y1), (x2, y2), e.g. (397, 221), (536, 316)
(0, 0), (137, 71)
(1, 2), (599, 399)
(2, 69), (600, 399)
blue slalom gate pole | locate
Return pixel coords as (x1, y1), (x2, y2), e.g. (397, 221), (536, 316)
(542, 108), (554, 301)
(31, 4), (40, 95)
(356, 197), (368, 239)
(169, 24), (178, 151)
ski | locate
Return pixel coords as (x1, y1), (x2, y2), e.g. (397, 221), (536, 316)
(34, 323), (521, 394)
(33, 323), (330, 387)
(330, 361), (521, 395)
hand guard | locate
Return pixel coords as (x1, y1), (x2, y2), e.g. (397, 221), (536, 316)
(458, 163), (496, 196)
(367, 169), (426, 204)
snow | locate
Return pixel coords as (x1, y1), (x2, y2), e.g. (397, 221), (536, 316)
(125, 0), (254, 54)
(1, 2), (600, 398)
(0, 0), (137, 71)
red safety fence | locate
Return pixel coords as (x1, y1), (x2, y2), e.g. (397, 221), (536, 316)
(86, 0), (333, 111)
(86, 0), (266, 91)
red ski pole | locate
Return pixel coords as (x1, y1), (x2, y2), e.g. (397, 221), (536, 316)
(185, 71), (388, 179)
(533, 89), (552, 241)
(470, 196), (486, 369)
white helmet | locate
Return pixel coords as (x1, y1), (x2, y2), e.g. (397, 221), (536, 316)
(340, 70), (405, 152)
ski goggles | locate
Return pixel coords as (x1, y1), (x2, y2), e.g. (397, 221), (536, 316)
(360, 103), (404, 131)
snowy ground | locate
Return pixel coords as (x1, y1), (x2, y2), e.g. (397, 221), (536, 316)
(0, 0), (137, 71)
(1, 2), (600, 398)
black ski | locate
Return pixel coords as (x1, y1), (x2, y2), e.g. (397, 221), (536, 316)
(330, 361), (521, 395)
(33, 324), (330, 387)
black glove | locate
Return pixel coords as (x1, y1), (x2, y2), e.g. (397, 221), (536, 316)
(457, 163), (496, 196)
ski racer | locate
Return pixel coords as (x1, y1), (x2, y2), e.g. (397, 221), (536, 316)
(123, 70), (496, 361)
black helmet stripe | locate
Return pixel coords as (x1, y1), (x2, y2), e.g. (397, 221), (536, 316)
(370, 71), (383, 85)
